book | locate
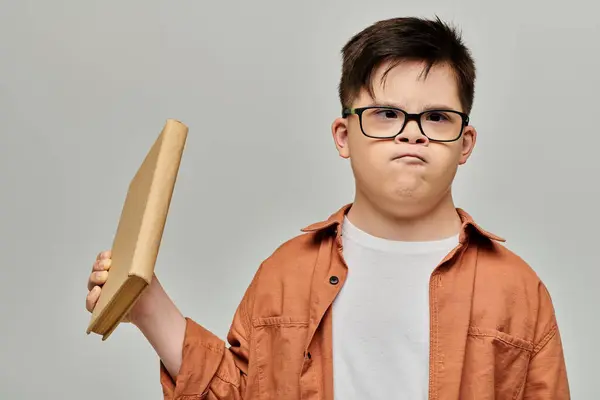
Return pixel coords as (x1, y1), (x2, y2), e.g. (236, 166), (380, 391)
(86, 118), (189, 340)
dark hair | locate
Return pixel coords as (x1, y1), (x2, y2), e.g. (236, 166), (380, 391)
(338, 16), (476, 115)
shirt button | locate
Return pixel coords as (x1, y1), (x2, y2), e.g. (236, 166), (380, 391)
(329, 276), (339, 285)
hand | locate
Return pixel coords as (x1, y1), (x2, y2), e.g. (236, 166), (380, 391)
(86, 250), (160, 326)
(86, 250), (186, 378)
(86, 250), (135, 323)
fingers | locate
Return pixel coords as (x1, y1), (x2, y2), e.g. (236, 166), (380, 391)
(92, 258), (112, 272)
(86, 286), (101, 312)
(96, 250), (111, 261)
(87, 250), (112, 311)
(88, 254), (112, 290)
(87, 270), (109, 291)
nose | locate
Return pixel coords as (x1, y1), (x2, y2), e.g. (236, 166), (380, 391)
(395, 119), (428, 145)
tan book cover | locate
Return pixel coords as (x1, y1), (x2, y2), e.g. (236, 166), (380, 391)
(86, 118), (189, 340)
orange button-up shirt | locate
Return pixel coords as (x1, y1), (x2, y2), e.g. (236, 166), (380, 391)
(160, 204), (570, 399)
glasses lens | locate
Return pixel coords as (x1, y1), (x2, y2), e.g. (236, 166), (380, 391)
(361, 107), (405, 138)
(420, 110), (463, 141)
(360, 108), (464, 141)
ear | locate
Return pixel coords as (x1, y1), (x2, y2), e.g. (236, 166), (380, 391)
(331, 117), (351, 159)
(458, 125), (477, 165)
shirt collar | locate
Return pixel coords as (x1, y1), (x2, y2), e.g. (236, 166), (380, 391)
(301, 203), (505, 243)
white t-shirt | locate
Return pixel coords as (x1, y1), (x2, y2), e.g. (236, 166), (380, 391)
(332, 216), (459, 400)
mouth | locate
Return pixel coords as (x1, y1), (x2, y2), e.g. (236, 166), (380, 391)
(392, 154), (426, 163)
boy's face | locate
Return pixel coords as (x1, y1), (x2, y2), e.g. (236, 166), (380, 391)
(331, 61), (477, 216)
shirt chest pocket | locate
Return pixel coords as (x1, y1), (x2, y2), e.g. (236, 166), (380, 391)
(461, 327), (533, 399)
(251, 316), (314, 400)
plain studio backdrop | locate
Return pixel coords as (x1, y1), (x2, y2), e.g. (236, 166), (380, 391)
(0, 0), (598, 398)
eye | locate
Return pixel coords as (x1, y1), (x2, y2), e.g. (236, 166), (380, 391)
(374, 108), (400, 119)
(424, 111), (449, 123)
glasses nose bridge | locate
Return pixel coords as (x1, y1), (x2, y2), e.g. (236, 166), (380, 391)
(398, 112), (424, 137)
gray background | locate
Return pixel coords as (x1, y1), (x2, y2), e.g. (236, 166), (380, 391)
(0, 0), (597, 398)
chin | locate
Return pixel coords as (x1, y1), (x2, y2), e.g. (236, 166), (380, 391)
(380, 196), (433, 220)
(390, 174), (427, 198)
(384, 179), (433, 209)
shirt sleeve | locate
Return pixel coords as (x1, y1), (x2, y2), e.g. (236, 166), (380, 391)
(521, 283), (570, 399)
(159, 276), (256, 400)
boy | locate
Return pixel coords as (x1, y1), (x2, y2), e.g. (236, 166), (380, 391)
(86, 16), (570, 399)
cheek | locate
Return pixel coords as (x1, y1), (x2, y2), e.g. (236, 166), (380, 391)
(348, 141), (388, 177)
(349, 149), (377, 178)
(428, 149), (461, 181)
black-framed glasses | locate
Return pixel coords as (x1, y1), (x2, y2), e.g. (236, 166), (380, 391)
(342, 106), (470, 142)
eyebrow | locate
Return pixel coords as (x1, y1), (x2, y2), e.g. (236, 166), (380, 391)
(366, 101), (459, 112)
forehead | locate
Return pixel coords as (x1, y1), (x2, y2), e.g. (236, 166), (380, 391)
(359, 60), (462, 111)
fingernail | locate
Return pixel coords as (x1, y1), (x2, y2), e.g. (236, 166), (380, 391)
(96, 271), (107, 280)
(101, 259), (111, 269)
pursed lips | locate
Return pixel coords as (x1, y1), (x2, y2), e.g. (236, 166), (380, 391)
(392, 153), (426, 163)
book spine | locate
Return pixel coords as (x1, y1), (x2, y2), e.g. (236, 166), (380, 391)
(130, 119), (188, 283)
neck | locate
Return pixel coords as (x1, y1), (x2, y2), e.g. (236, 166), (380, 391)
(347, 190), (462, 242)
